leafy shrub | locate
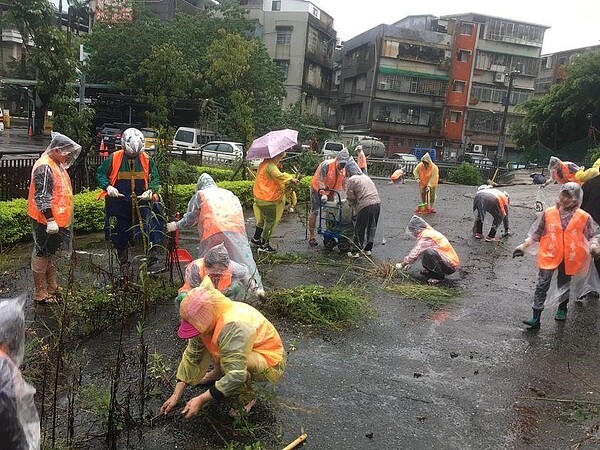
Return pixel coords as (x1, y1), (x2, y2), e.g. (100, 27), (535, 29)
(0, 177), (313, 246)
(169, 160), (201, 185)
(194, 166), (240, 182)
(448, 162), (483, 186)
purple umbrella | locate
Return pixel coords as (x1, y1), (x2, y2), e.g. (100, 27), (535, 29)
(246, 129), (298, 160)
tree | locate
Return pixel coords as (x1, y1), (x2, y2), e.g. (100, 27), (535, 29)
(513, 50), (600, 163)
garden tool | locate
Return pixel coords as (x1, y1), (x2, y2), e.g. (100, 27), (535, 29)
(164, 213), (193, 283)
(416, 187), (429, 214)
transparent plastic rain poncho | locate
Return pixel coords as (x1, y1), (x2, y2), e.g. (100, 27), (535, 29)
(177, 174), (262, 290)
(547, 156), (580, 184)
(0, 296), (40, 450)
(30, 133), (82, 257)
(522, 182), (600, 303)
(180, 243), (260, 300)
(176, 277), (285, 398)
(473, 185), (510, 230)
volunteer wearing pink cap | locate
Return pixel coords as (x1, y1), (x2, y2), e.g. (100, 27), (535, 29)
(160, 277), (285, 419)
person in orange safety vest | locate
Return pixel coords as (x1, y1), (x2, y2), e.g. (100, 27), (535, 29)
(250, 152), (298, 253)
(472, 185), (510, 241)
(167, 173), (263, 294)
(542, 156), (580, 187)
(395, 215), (460, 285)
(27, 132), (81, 304)
(308, 149), (350, 246)
(160, 276), (285, 419)
(513, 182), (600, 330)
(356, 145), (368, 175)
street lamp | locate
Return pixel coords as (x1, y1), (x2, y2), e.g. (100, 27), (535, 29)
(496, 64), (522, 161)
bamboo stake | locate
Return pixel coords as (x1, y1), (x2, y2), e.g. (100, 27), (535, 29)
(282, 433), (308, 450)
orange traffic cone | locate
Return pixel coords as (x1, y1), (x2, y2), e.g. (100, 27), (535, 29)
(99, 138), (108, 156)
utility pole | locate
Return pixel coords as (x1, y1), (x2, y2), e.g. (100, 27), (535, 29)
(496, 65), (521, 161)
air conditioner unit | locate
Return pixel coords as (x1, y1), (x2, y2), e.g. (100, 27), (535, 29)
(378, 82), (389, 90)
(473, 144), (483, 153)
(494, 72), (506, 83)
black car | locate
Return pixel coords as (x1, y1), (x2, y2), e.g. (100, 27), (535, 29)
(96, 123), (138, 151)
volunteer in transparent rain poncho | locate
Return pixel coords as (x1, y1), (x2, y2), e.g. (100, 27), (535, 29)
(0, 297), (40, 449)
(542, 156), (580, 187)
(472, 185), (510, 242)
(396, 215), (460, 284)
(160, 277), (285, 419)
(513, 182), (600, 330)
(166, 173), (262, 293)
(27, 132), (81, 304)
(176, 243), (264, 303)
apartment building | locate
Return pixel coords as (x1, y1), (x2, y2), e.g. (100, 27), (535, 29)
(536, 44), (600, 95)
(337, 13), (548, 161)
(242, 0), (337, 126)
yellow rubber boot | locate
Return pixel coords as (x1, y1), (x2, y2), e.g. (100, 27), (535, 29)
(32, 256), (49, 302)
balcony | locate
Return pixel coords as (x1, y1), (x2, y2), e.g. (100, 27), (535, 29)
(2, 29), (23, 44)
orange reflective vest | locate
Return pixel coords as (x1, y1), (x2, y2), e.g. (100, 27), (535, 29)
(98, 150), (150, 199)
(357, 151), (367, 169)
(553, 162), (579, 185)
(253, 161), (285, 202)
(421, 227), (460, 267)
(311, 160), (345, 192)
(201, 301), (284, 367)
(538, 207), (589, 275)
(179, 259), (233, 294)
(198, 188), (245, 240)
(27, 154), (73, 227)
(489, 189), (509, 216)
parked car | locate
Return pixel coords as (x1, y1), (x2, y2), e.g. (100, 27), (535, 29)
(96, 123), (137, 151)
(171, 139), (244, 164)
(140, 127), (159, 151)
(171, 126), (216, 152)
(321, 140), (346, 158)
(458, 152), (494, 168)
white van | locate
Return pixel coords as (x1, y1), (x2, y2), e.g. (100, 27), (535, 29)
(321, 140), (346, 158)
(172, 127), (205, 151)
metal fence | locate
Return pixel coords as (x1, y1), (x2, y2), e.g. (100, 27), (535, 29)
(365, 158), (498, 182)
(0, 153), (108, 201)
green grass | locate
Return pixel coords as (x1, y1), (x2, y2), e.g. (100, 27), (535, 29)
(265, 284), (371, 329)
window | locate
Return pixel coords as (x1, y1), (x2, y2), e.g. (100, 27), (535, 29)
(274, 60), (289, 79)
(382, 40), (399, 58)
(453, 80), (466, 93)
(449, 111), (462, 123)
(271, 1), (280, 11)
(457, 49), (471, 62)
(409, 79), (418, 93)
(276, 27), (292, 45)
(308, 29), (318, 52)
(461, 23), (474, 35)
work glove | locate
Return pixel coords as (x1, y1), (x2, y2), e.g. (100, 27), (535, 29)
(46, 219), (59, 234)
(255, 288), (266, 300)
(167, 222), (178, 233)
(425, 186), (430, 192)
(512, 244), (526, 258)
(395, 262), (410, 270)
(139, 189), (153, 201)
(321, 194), (328, 204)
(174, 291), (187, 306)
(106, 185), (123, 198)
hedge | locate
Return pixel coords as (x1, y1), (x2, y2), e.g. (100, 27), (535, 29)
(0, 177), (312, 247)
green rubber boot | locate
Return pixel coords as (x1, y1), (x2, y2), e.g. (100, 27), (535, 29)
(522, 308), (542, 331)
(554, 306), (568, 321)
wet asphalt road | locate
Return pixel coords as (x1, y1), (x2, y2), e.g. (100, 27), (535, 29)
(8, 179), (600, 449)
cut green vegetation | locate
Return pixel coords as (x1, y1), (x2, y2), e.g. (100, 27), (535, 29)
(265, 285), (371, 329)
(386, 283), (460, 309)
(255, 252), (307, 265)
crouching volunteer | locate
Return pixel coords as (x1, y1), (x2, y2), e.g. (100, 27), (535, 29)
(160, 277), (285, 418)
(177, 243), (265, 302)
(27, 132), (81, 304)
(396, 215), (460, 284)
(96, 128), (164, 275)
(167, 173), (263, 294)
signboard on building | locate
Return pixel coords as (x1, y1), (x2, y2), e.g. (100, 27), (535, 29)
(95, 0), (133, 23)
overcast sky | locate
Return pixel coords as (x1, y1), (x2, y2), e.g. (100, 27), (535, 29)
(323, 0), (600, 54)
